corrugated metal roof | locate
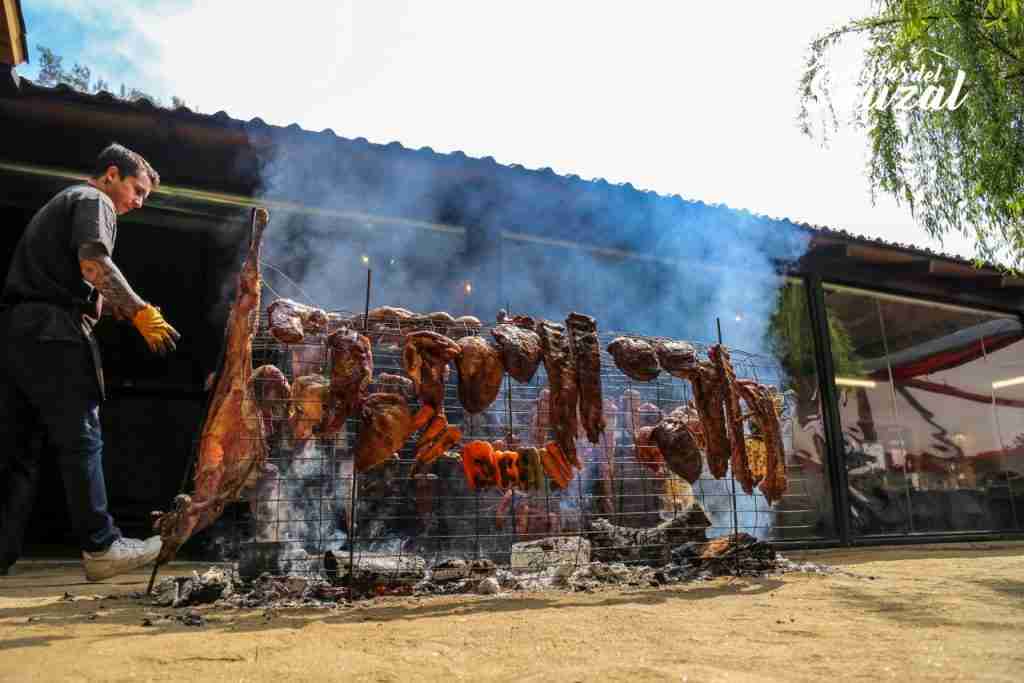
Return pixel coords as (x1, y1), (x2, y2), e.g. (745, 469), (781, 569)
(3, 74), (1006, 272)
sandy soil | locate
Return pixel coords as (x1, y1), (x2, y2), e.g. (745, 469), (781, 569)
(1, 542), (1023, 682)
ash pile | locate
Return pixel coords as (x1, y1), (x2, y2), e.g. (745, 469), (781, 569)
(147, 506), (833, 610)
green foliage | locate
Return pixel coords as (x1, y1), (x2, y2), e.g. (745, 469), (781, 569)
(32, 46), (192, 111)
(767, 283), (861, 380)
(799, 0), (1024, 269)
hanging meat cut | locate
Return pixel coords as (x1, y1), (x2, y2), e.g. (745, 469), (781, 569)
(402, 330), (461, 411)
(670, 359), (730, 479)
(322, 328), (373, 435)
(607, 337), (660, 382)
(709, 344), (753, 492)
(566, 312), (605, 445)
(354, 392), (413, 472)
(536, 320), (580, 467)
(654, 340), (698, 374)
(736, 380), (787, 505)
(153, 208), (270, 565)
(267, 298), (328, 344)
(250, 365), (290, 438)
(651, 406), (704, 484)
(289, 375), (330, 443)
(490, 323), (542, 384)
(454, 335), (505, 414)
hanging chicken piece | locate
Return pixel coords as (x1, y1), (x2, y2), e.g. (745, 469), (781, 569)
(651, 407), (704, 484)
(709, 344), (753, 490)
(250, 365), (290, 438)
(737, 380), (787, 505)
(566, 312), (605, 445)
(402, 330), (461, 411)
(537, 320), (580, 468)
(491, 323), (542, 383)
(654, 340), (698, 374)
(454, 336), (505, 414)
(153, 208), (269, 565)
(462, 441), (499, 490)
(354, 392), (413, 472)
(607, 337), (660, 382)
(267, 298), (328, 344)
(289, 375), (331, 443)
(634, 425), (665, 473)
(321, 328), (373, 435)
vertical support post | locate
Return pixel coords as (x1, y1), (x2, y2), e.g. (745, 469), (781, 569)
(805, 275), (851, 545)
(348, 268), (372, 592)
(718, 319), (740, 545)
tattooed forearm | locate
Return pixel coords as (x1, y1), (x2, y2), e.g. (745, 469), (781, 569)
(78, 242), (147, 320)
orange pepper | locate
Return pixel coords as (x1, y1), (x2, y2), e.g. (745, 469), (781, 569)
(462, 440), (498, 490)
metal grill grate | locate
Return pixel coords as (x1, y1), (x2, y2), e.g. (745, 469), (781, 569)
(205, 310), (817, 585)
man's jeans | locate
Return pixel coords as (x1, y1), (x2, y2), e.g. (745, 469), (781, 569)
(0, 328), (119, 568)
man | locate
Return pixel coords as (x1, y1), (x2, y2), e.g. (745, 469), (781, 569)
(0, 143), (180, 580)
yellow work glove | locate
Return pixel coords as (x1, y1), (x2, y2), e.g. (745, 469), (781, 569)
(132, 305), (181, 355)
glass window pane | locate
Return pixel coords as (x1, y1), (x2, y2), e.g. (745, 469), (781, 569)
(765, 278), (835, 539)
(824, 283), (1023, 536)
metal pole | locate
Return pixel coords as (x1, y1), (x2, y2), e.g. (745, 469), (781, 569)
(348, 268), (372, 593)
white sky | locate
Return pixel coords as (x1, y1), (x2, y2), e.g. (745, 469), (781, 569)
(26, 1), (979, 259)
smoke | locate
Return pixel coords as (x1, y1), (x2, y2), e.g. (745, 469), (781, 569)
(252, 135), (809, 349)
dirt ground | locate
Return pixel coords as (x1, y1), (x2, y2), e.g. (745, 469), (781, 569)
(1, 543), (1023, 682)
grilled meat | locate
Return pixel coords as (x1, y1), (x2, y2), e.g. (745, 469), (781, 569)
(737, 380), (787, 505)
(673, 361), (730, 480)
(250, 365), (290, 437)
(153, 209), (270, 564)
(454, 336), (505, 414)
(654, 340), (698, 374)
(709, 344), (752, 488)
(322, 328), (373, 435)
(537, 320), (580, 468)
(529, 388), (552, 446)
(652, 407), (704, 484)
(402, 330), (461, 411)
(490, 323), (542, 383)
(566, 312), (605, 445)
(289, 375), (330, 443)
(634, 425), (664, 473)
(607, 337), (660, 382)
(267, 298), (328, 344)
(354, 392), (412, 472)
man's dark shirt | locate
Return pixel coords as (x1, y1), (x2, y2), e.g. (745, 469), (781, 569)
(2, 184), (117, 341)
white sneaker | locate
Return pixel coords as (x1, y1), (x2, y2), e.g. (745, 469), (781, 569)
(82, 536), (163, 581)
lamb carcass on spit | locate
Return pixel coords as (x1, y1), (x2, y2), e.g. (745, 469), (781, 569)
(152, 208), (270, 565)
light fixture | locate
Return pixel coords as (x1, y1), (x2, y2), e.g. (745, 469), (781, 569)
(835, 377), (877, 388)
(734, 313), (743, 322)
(992, 376), (1024, 390)
(464, 281), (472, 295)
(360, 254), (369, 265)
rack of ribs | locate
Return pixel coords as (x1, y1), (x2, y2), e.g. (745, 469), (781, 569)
(537, 320), (580, 468)
(152, 208), (270, 565)
(709, 344), (754, 491)
(566, 312), (605, 445)
(737, 380), (787, 505)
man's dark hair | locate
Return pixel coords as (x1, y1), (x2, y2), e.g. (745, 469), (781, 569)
(92, 143), (160, 188)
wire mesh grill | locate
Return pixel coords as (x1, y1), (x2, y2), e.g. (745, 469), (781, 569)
(207, 310), (818, 583)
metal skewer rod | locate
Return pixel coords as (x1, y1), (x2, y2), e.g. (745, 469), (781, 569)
(347, 268), (372, 593)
